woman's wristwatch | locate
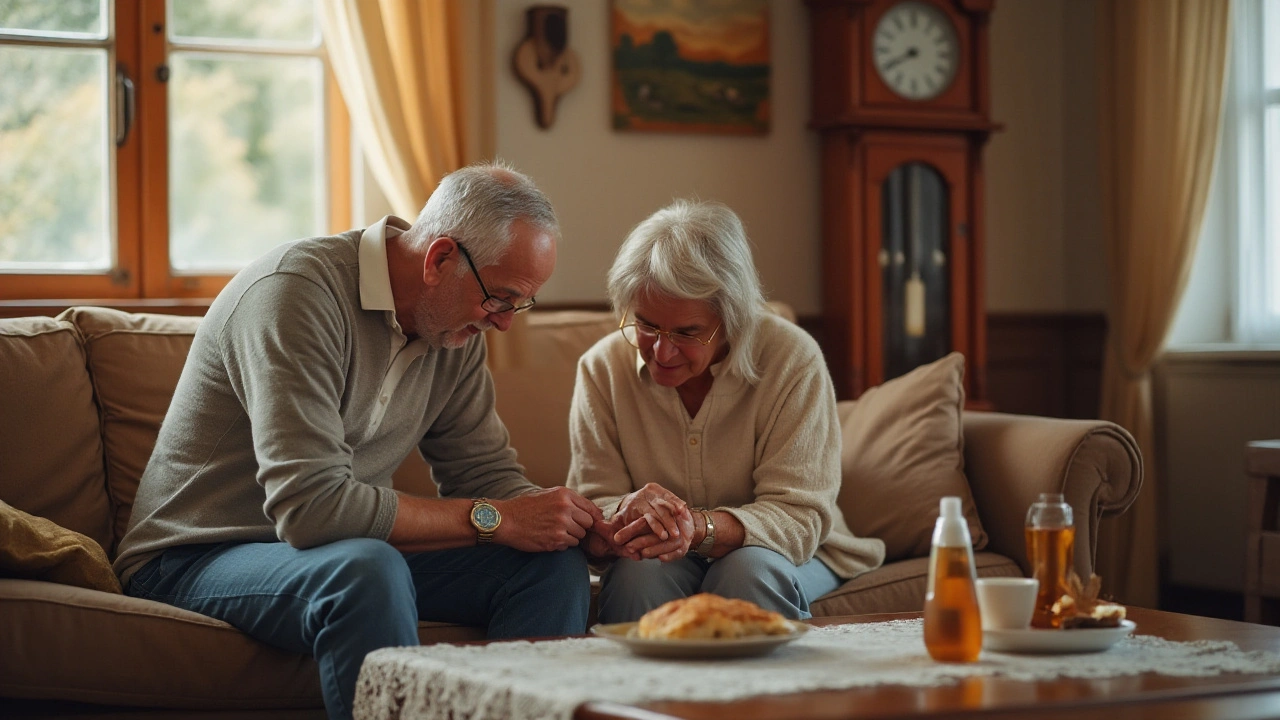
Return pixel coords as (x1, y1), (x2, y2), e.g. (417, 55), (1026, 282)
(692, 508), (716, 558)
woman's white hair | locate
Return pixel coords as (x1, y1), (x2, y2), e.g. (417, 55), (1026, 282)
(404, 160), (559, 274)
(607, 199), (766, 384)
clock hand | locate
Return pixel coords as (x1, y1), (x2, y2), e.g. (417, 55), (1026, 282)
(881, 47), (918, 71)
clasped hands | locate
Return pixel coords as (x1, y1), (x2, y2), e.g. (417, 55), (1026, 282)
(585, 483), (697, 562)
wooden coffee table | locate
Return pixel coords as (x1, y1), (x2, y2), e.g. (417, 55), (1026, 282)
(576, 607), (1280, 720)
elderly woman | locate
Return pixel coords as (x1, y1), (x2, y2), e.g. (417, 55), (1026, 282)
(569, 200), (885, 622)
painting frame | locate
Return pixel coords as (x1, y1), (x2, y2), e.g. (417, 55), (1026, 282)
(610, 0), (771, 135)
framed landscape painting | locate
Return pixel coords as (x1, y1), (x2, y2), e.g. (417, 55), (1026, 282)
(611, 0), (770, 135)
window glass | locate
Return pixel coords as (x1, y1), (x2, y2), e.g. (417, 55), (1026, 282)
(168, 52), (324, 272)
(0, 45), (110, 269)
(167, 0), (318, 46)
(0, 0), (105, 38)
(1265, 1), (1280, 318)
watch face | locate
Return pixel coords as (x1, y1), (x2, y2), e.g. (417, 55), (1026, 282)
(873, 1), (959, 101)
(472, 502), (500, 531)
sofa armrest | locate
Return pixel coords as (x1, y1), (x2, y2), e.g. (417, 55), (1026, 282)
(962, 411), (1143, 580)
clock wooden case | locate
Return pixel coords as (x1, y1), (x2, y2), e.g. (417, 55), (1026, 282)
(807, 0), (998, 404)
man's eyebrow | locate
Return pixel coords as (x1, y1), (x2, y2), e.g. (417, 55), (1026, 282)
(495, 285), (528, 303)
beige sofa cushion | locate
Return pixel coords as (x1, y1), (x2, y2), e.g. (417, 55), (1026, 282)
(0, 501), (120, 593)
(0, 578), (322, 708)
(836, 352), (987, 562)
(0, 316), (111, 551)
(66, 307), (201, 555)
(811, 552), (1021, 617)
(0, 578), (483, 708)
(492, 311), (618, 487)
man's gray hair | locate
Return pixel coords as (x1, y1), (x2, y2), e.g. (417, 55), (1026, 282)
(407, 160), (559, 273)
(607, 199), (766, 383)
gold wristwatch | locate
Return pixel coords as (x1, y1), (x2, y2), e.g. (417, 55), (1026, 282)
(692, 508), (716, 558)
(470, 498), (501, 544)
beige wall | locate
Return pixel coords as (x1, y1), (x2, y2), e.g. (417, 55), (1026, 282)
(475, 0), (1105, 314)
(493, 0), (820, 311)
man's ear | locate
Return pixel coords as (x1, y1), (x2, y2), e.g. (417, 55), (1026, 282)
(421, 236), (457, 287)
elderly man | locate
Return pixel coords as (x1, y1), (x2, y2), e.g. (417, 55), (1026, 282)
(114, 162), (606, 720)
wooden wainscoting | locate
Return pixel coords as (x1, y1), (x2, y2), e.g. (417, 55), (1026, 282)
(801, 312), (1107, 419)
(984, 312), (1107, 419)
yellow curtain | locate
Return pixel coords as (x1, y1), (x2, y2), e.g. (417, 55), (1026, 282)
(320, 0), (466, 219)
(322, 0), (531, 369)
(1095, 0), (1230, 607)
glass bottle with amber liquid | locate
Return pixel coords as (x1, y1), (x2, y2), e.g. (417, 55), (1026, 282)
(1025, 493), (1075, 628)
(923, 496), (981, 662)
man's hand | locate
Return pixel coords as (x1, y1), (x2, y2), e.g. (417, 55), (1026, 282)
(491, 487), (603, 553)
(613, 483), (689, 545)
(583, 515), (638, 560)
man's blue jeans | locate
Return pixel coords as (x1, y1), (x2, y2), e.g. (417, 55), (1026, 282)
(125, 539), (590, 720)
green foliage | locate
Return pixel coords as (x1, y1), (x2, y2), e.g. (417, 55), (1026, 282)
(0, 0), (102, 35)
(168, 0), (316, 44)
(0, 46), (106, 264)
(168, 53), (322, 270)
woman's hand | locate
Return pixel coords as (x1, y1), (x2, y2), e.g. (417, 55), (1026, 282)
(619, 502), (697, 561)
(613, 483), (689, 545)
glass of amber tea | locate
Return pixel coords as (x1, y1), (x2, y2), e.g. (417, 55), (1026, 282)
(1025, 493), (1074, 629)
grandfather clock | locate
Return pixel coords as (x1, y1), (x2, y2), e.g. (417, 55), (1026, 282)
(807, 0), (998, 403)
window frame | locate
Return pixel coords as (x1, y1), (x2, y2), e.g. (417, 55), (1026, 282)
(0, 0), (349, 302)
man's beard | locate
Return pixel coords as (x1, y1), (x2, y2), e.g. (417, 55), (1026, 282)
(413, 296), (492, 350)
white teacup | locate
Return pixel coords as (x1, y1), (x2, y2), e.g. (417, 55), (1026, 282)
(975, 577), (1038, 630)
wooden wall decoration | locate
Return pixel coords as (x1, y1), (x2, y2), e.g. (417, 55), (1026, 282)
(513, 5), (581, 129)
(807, 0), (999, 403)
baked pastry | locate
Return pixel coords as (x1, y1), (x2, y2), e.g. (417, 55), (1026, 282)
(1051, 571), (1127, 629)
(635, 593), (793, 640)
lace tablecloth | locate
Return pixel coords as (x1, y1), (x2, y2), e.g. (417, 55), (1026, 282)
(353, 619), (1280, 720)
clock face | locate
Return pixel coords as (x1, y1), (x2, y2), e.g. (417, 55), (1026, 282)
(472, 503), (500, 530)
(873, 1), (959, 101)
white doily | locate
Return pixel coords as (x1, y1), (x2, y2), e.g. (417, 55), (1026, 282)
(352, 619), (1280, 720)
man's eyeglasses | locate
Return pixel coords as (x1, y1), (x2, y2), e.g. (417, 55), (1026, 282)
(455, 242), (536, 315)
(619, 313), (720, 349)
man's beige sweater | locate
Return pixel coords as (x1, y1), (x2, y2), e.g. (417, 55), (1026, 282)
(567, 312), (885, 579)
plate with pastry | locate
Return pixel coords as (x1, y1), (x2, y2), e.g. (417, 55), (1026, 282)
(591, 593), (809, 659)
(984, 572), (1134, 654)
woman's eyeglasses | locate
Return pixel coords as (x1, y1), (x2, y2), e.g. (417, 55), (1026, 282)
(618, 313), (720, 348)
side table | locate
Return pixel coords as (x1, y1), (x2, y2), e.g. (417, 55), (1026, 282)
(1246, 440), (1280, 624)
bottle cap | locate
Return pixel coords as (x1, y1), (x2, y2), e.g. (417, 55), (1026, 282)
(940, 496), (962, 519)
(933, 496), (971, 547)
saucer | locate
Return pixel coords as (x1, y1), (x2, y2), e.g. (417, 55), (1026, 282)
(983, 620), (1136, 654)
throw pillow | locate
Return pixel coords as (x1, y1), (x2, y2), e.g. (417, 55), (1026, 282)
(835, 352), (987, 561)
(0, 499), (122, 594)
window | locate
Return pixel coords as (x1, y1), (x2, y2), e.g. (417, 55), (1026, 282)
(1234, 0), (1280, 342)
(1173, 0), (1280, 346)
(0, 0), (348, 301)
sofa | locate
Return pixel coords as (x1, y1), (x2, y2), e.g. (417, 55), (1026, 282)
(0, 304), (1142, 718)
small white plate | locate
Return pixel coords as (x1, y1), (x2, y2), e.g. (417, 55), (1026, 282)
(983, 619), (1136, 654)
(590, 621), (809, 659)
